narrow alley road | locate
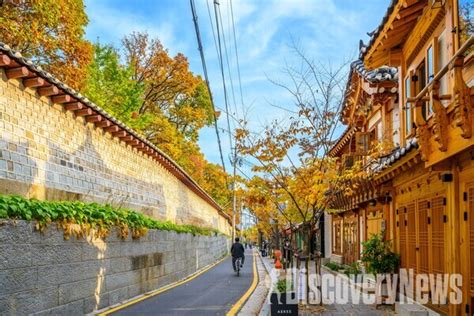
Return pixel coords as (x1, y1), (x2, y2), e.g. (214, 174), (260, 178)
(110, 249), (255, 316)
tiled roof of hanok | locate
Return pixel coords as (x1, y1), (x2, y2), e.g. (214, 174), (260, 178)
(0, 42), (230, 220)
(328, 126), (357, 158)
(358, 0), (398, 60)
(359, 0), (428, 68)
(351, 60), (398, 84)
(340, 60), (398, 120)
(373, 138), (419, 173)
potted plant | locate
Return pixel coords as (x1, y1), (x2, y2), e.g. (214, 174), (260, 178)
(361, 233), (400, 303)
(270, 279), (298, 315)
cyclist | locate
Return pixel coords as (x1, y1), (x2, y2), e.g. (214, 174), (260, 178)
(231, 237), (245, 272)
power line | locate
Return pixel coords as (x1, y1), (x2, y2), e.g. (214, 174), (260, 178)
(217, 2), (239, 120)
(228, 0), (246, 114)
(206, 0), (220, 64)
(190, 0), (227, 174)
(212, 0), (234, 152)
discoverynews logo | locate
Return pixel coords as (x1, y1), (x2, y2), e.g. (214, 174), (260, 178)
(267, 268), (463, 305)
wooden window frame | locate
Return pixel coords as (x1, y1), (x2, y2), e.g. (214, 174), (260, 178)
(355, 131), (371, 155)
(403, 74), (414, 139)
(416, 58), (432, 119)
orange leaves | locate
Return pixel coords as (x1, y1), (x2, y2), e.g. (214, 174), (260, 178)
(0, 0), (93, 89)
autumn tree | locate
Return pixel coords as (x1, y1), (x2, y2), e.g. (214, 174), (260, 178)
(122, 32), (215, 143)
(237, 45), (351, 303)
(0, 0), (93, 89)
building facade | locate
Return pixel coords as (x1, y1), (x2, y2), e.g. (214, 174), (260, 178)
(328, 0), (473, 315)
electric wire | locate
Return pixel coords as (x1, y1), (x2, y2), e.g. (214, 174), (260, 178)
(217, 2), (239, 120)
(228, 0), (246, 114)
(212, 0), (234, 152)
(189, 0), (227, 175)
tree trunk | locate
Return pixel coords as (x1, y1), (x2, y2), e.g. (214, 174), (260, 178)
(314, 228), (322, 306)
(305, 228), (312, 304)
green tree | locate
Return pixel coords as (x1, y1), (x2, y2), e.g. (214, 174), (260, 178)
(83, 43), (146, 130)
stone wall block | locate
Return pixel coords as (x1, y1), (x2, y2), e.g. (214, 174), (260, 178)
(33, 224), (68, 244)
(0, 267), (37, 295)
(0, 243), (32, 269)
(107, 287), (129, 306)
(104, 242), (123, 259)
(81, 243), (102, 261)
(0, 220), (34, 243)
(32, 243), (82, 266)
(58, 278), (98, 305)
(0, 287), (58, 315)
(155, 230), (167, 242)
(38, 260), (108, 286)
(107, 257), (132, 274)
(105, 270), (140, 292)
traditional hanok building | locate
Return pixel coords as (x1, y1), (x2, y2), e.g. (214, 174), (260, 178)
(328, 0), (473, 315)
(328, 60), (400, 265)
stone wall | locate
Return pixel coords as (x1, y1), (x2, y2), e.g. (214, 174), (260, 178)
(0, 71), (231, 234)
(0, 220), (229, 315)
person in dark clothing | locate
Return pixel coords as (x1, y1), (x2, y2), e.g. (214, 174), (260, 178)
(231, 237), (245, 271)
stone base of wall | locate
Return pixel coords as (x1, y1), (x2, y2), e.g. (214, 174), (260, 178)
(0, 220), (229, 315)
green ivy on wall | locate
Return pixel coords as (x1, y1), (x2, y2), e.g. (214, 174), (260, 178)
(0, 195), (222, 240)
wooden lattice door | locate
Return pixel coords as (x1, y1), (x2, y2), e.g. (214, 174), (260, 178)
(398, 205), (408, 268)
(406, 202), (417, 271)
(417, 200), (429, 274)
(343, 213), (358, 264)
(430, 196), (447, 314)
(430, 197), (445, 275)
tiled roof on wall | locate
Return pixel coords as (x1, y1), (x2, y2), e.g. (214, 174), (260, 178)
(0, 42), (229, 220)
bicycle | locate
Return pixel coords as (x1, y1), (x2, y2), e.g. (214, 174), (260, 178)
(235, 257), (242, 277)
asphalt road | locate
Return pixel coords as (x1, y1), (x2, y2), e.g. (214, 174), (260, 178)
(112, 249), (255, 316)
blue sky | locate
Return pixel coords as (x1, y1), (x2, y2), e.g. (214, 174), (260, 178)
(84, 0), (391, 170)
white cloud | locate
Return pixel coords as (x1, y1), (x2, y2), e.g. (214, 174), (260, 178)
(84, 0), (186, 54)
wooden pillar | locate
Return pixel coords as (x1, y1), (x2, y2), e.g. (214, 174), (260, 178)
(341, 215), (345, 262)
(450, 0), (460, 52)
(359, 208), (366, 257)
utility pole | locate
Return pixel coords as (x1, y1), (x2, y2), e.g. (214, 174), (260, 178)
(231, 146), (237, 241)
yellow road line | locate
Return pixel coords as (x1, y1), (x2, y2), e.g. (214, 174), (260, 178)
(226, 251), (258, 316)
(99, 255), (228, 315)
